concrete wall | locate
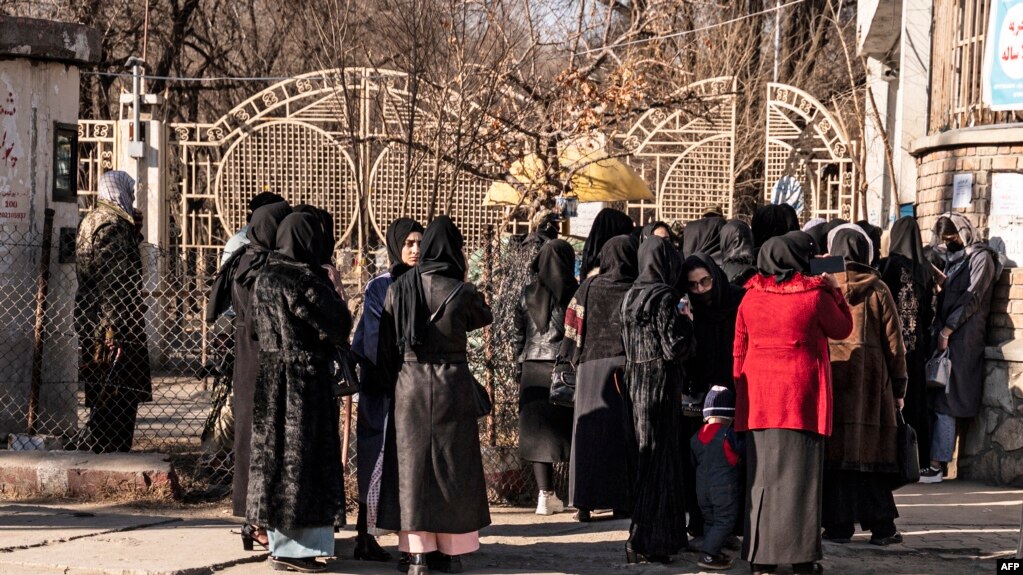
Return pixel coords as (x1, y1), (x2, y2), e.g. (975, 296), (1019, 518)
(0, 16), (100, 438)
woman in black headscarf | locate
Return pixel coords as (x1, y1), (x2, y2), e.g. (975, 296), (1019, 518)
(751, 204), (800, 252)
(221, 201), (292, 541)
(579, 208), (635, 279)
(856, 220), (884, 267)
(512, 239), (578, 516)
(620, 237), (696, 563)
(247, 212), (351, 572)
(351, 217), (424, 561)
(640, 221), (672, 242)
(683, 217), (725, 265)
(719, 220), (757, 286)
(380, 216), (493, 573)
(678, 252), (747, 538)
(735, 231), (852, 575)
(557, 235), (639, 522)
(878, 217), (936, 464)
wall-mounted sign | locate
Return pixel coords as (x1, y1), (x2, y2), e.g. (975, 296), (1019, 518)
(990, 172), (1023, 265)
(983, 0), (1023, 111)
(952, 173), (974, 209)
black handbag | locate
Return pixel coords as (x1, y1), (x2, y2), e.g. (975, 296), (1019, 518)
(330, 345), (361, 398)
(472, 377), (492, 418)
(890, 409), (920, 490)
(549, 369), (576, 407)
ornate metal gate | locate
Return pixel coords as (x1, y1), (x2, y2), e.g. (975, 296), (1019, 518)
(618, 77), (738, 224)
(764, 82), (860, 222)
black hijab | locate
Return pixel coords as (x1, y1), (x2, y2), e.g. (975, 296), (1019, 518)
(236, 201), (293, 286)
(757, 230), (815, 282)
(830, 227), (871, 266)
(682, 253), (742, 312)
(752, 204), (800, 250)
(525, 239), (578, 331)
(683, 217), (725, 262)
(391, 216), (466, 353)
(641, 221), (672, 242)
(276, 212), (323, 267)
(292, 204), (337, 265)
(595, 235), (639, 284)
(885, 216), (934, 290)
(856, 220), (883, 266)
(386, 217), (425, 279)
(580, 208), (634, 279)
(804, 222), (829, 251)
(625, 237), (682, 324)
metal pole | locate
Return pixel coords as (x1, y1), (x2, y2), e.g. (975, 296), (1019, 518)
(27, 208), (55, 435)
(773, 0), (782, 83)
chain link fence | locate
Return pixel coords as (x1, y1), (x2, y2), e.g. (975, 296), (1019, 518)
(0, 219), (561, 505)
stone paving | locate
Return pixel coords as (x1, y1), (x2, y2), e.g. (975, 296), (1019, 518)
(0, 480), (1018, 575)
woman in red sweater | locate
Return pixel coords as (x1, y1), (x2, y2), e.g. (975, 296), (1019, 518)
(734, 231), (853, 575)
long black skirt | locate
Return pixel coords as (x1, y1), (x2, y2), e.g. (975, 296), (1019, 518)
(743, 429), (824, 565)
(569, 356), (633, 511)
(231, 323), (258, 518)
(519, 360), (573, 463)
(822, 469), (899, 533)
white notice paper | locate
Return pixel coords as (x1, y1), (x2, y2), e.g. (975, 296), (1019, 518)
(952, 173), (974, 209)
(990, 172), (1023, 265)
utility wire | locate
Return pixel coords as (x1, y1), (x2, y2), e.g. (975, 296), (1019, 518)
(578, 0), (807, 54)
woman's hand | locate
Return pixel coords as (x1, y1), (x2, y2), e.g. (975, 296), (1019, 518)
(895, 398), (905, 410)
(821, 272), (840, 290)
(937, 328), (952, 351)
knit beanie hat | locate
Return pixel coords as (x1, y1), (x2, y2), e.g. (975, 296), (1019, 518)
(703, 385), (736, 420)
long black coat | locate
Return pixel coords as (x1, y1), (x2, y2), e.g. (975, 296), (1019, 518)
(933, 245), (999, 418)
(229, 251), (260, 517)
(379, 273), (493, 534)
(246, 254), (350, 530)
(75, 204), (152, 407)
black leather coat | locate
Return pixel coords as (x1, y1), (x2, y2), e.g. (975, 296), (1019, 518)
(513, 289), (567, 363)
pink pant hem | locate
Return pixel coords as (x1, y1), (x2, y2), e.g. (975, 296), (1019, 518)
(398, 531), (480, 555)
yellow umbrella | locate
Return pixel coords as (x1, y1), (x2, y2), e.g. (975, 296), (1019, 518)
(483, 145), (653, 205)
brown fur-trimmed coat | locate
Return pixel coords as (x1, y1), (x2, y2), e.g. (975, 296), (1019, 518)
(827, 263), (908, 472)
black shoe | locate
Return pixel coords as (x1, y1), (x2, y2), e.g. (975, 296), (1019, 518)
(751, 563), (778, 575)
(426, 551), (463, 573)
(611, 508), (631, 520)
(870, 532), (903, 546)
(724, 535), (741, 551)
(240, 524), (268, 551)
(697, 553), (732, 570)
(354, 533), (392, 562)
(822, 530), (851, 544)
(793, 562), (824, 574)
(574, 509), (591, 522)
(270, 557), (328, 573)
(397, 553), (411, 573)
(407, 553), (429, 575)
(624, 544), (671, 564)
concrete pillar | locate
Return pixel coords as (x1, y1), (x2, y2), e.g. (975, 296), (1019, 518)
(894, 0), (934, 207)
(863, 57), (896, 227)
(0, 16), (100, 438)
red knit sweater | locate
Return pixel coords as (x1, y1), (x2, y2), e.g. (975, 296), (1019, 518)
(733, 273), (853, 436)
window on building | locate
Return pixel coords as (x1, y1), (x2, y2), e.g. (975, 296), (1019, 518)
(52, 123), (78, 203)
(931, 0), (1023, 132)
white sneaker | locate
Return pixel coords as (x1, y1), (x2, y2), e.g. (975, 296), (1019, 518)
(919, 466), (943, 483)
(535, 490), (565, 515)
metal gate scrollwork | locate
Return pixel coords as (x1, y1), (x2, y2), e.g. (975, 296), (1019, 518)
(765, 83), (859, 222)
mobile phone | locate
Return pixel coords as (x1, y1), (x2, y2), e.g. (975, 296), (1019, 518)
(677, 294), (690, 315)
(809, 255), (846, 275)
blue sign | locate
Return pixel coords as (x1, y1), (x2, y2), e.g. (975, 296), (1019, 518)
(772, 176), (804, 213)
(984, 0), (1023, 111)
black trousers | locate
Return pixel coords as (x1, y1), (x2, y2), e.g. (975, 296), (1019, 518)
(77, 396), (139, 453)
(822, 469), (899, 539)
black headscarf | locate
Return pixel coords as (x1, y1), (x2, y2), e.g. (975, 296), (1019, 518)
(580, 208), (634, 279)
(276, 212), (323, 267)
(624, 237), (682, 324)
(719, 219), (756, 284)
(640, 221), (672, 242)
(681, 253), (745, 392)
(683, 217), (725, 262)
(885, 216), (933, 290)
(391, 216), (466, 353)
(236, 201), (293, 286)
(751, 204), (800, 250)
(804, 222), (828, 251)
(595, 235), (639, 284)
(525, 239), (578, 331)
(856, 220), (883, 266)
(386, 217), (425, 279)
(682, 253), (741, 311)
(757, 230), (815, 283)
(293, 205), (337, 265)
(830, 227), (871, 266)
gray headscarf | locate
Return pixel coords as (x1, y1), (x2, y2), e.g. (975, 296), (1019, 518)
(97, 171), (136, 215)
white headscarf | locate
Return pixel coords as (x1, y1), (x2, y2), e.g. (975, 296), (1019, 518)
(97, 170), (136, 215)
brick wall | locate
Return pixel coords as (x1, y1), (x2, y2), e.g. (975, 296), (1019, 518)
(915, 145), (1023, 346)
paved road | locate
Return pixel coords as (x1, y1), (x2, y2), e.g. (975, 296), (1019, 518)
(0, 481), (1018, 574)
